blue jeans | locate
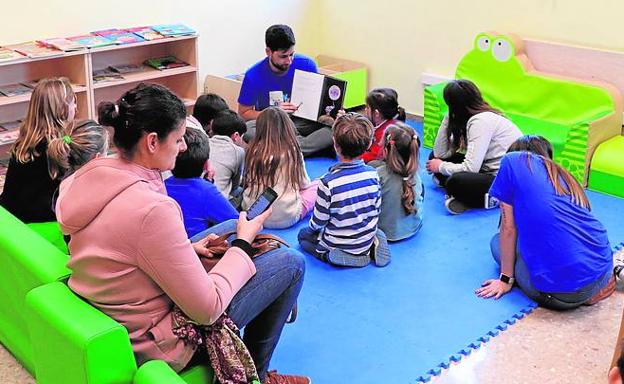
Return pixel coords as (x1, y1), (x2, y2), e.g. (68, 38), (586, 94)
(490, 233), (612, 310)
(191, 220), (305, 380)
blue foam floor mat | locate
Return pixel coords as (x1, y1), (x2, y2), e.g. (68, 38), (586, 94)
(265, 121), (624, 383)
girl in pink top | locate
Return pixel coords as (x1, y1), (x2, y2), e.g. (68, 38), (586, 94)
(55, 83), (308, 384)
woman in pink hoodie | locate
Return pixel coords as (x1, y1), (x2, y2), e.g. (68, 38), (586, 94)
(55, 83), (308, 384)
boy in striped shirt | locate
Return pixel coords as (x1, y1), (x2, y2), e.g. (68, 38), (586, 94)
(298, 113), (391, 267)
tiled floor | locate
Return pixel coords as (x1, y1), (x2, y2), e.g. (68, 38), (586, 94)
(1, 290), (621, 383)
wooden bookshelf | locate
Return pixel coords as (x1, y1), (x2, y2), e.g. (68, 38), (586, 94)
(0, 35), (199, 158)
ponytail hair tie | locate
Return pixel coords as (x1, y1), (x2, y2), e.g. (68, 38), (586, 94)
(114, 104), (119, 114)
(63, 135), (72, 144)
(402, 176), (409, 181)
(389, 140), (396, 146)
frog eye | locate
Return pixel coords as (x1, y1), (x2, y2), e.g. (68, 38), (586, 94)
(492, 38), (513, 61)
(477, 36), (490, 52)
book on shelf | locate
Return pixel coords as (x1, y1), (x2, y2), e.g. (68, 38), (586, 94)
(67, 34), (115, 49)
(290, 69), (347, 122)
(0, 129), (20, 144)
(20, 79), (40, 89)
(39, 37), (86, 52)
(143, 55), (189, 70)
(94, 29), (145, 45)
(5, 41), (63, 58)
(108, 63), (144, 74)
(150, 24), (196, 37)
(125, 26), (164, 41)
(0, 83), (33, 97)
(0, 47), (26, 63)
(0, 119), (21, 130)
(93, 68), (124, 83)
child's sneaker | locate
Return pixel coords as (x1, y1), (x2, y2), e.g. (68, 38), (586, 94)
(432, 174), (443, 188)
(613, 247), (624, 281)
(445, 196), (470, 215)
(370, 230), (391, 267)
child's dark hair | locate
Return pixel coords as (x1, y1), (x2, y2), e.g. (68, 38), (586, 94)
(171, 128), (210, 178)
(211, 109), (247, 137)
(366, 88), (406, 122)
(333, 113), (374, 159)
(98, 83), (186, 156)
(265, 24), (296, 51)
(383, 122), (420, 214)
(47, 120), (108, 178)
(192, 93), (228, 130)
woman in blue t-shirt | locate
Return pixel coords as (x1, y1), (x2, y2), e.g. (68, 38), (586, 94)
(476, 135), (615, 310)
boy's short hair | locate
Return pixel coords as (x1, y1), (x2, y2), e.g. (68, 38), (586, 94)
(171, 128), (210, 178)
(265, 25), (296, 51)
(192, 93), (228, 129)
(333, 113), (374, 159)
(212, 109), (247, 137)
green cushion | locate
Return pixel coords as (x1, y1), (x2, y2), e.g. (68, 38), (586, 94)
(0, 207), (70, 373)
(26, 221), (68, 254)
(506, 114), (570, 158)
(135, 360), (215, 384)
(330, 68), (368, 109)
(25, 282), (137, 384)
(589, 136), (624, 198)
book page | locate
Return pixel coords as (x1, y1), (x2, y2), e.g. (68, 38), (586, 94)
(291, 69), (324, 121)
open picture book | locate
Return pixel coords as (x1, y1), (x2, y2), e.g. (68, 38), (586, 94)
(290, 69), (347, 122)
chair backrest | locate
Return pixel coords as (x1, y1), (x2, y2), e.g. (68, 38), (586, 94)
(0, 207), (71, 373)
(25, 281), (137, 384)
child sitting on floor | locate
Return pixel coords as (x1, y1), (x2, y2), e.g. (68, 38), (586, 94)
(298, 113), (391, 267)
(209, 109), (247, 200)
(369, 122), (424, 241)
(361, 88), (406, 163)
(165, 127), (238, 238)
(242, 107), (317, 229)
(192, 93), (229, 136)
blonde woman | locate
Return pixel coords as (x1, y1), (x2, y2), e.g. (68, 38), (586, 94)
(0, 77), (76, 222)
(242, 107), (317, 229)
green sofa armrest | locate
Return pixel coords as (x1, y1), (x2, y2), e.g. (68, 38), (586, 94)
(135, 360), (216, 384)
(423, 82), (449, 148)
(0, 207), (71, 373)
(25, 282), (137, 384)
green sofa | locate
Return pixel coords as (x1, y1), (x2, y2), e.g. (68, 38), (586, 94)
(423, 32), (623, 186)
(0, 207), (71, 373)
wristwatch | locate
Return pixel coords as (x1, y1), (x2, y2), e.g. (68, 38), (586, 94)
(499, 273), (515, 285)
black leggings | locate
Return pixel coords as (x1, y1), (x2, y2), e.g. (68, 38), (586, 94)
(430, 152), (495, 208)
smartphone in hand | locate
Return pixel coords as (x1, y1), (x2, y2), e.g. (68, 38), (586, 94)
(247, 187), (278, 220)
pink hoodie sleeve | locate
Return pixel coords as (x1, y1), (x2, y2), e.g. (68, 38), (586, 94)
(136, 200), (256, 325)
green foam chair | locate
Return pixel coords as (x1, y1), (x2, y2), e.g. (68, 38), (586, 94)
(422, 32), (622, 186)
(0, 207), (70, 374)
(26, 221), (69, 254)
(25, 281), (215, 384)
(589, 136), (624, 198)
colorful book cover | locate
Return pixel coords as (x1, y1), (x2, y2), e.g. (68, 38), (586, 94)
(150, 24), (196, 37)
(20, 79), (40, 89)
(108, 63), (144, 74)
(0, 83), (33, 97)
(67, 34), (115, 49)
(143, 55), (189, 70)
(0, 129), (20, 144)
(5, 41), (63, 58)
(95, 30), (145, 45)
(125, 26), (164, 41)
(39, 37), (86, 52)
(0, 47), (26, 63)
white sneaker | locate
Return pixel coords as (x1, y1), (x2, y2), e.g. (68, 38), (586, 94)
(445, 196), (470, 215)
(614, 247), (624, 281)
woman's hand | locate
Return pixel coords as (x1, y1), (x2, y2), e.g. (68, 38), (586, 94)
(425, 158), (443, 174)
(236, 208), (273, 244)
(192, 233), (220, 257)
(475, 279), (512, 299)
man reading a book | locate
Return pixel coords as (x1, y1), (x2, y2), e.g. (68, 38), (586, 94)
(238, 24), (333, 156)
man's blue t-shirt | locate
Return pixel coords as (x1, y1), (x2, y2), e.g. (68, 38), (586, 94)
(489, 151), (612, 293)
(165, 177), (239, 238)
(238, 53), (318, 111)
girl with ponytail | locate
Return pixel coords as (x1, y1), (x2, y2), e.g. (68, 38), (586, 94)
(362, 88), (406, 163)
(47, 120), (109, 176)
(370, 122), (424, 241)
(476, 135), (615, 309)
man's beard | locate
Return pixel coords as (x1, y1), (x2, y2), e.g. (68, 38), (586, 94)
(271, 58), (290, 73)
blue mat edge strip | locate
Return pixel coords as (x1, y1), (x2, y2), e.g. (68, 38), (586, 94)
(414, 241), (623, 383)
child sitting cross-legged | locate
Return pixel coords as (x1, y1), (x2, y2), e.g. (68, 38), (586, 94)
(298, 113), (391, 267)
(209, 109), (247, 201)
(164, 126), (238, 238)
